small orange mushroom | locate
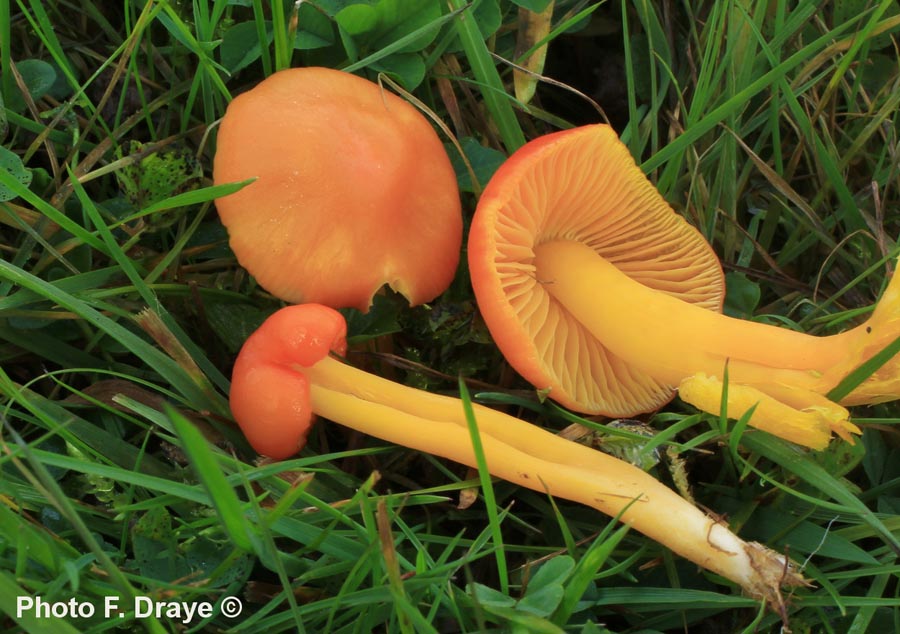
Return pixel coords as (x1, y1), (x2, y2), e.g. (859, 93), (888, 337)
(213, 67), (462, 311)
(468, 124), (900, 449)
(230, 302), (805, 606)
(229, 303), (347, 458)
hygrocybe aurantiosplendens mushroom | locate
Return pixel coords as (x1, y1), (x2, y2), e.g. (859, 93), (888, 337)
(216, 74), (804, 607)
(213, 66), (462, 312)
(469, 123), (900, 450)
(230, 303), (805, 607)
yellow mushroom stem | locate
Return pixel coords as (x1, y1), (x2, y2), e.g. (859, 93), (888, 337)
(532, 239), (900, 448)
(304, 354), (805, 606)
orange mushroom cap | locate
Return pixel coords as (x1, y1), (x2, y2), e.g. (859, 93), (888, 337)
(229, 303), (347, 459)
(468, 124), (725, 416)
(213, 67), (462, 312)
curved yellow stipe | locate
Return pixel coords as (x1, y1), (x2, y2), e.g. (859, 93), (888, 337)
(530, 239), (897, 448)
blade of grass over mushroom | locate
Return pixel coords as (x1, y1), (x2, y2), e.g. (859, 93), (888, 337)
(458, 376), (509, 595)
(446, 0), (525, 152)
(717, 363), (762, 463)
(728, 405), (758, 468)
(718, 362), (731, 437)
(827, 334), (900, 403)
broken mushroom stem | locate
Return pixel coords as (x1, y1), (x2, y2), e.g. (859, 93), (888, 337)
(230, 303), (805, 607)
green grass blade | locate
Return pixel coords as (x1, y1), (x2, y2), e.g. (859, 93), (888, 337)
(740, 433), (900, 555)
(642, 15), (860, 174)
(553, 523), (630, 625)
(344, 10), (459, 77)
(1, 425), (168, 634)
(446, 0), (525, 152)
(458, 376), (509, 594)
(72, 172), (231, 397)
(0, 259), (223, 413)
(828, 334), (900, 403)
(166, 405), (256, 552)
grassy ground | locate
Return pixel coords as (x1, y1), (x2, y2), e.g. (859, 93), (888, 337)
(2, 0), (900, 632)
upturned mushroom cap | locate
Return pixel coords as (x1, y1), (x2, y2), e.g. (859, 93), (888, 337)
(214, 67), (462, 312)
(468, 124), (725, 416)
(230, 303), (347, 459)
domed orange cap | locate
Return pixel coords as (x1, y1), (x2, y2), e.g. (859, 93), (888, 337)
(213, 67), (462, 312)
(468, 124), (725, 416)
(229, 303), (347, 459)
